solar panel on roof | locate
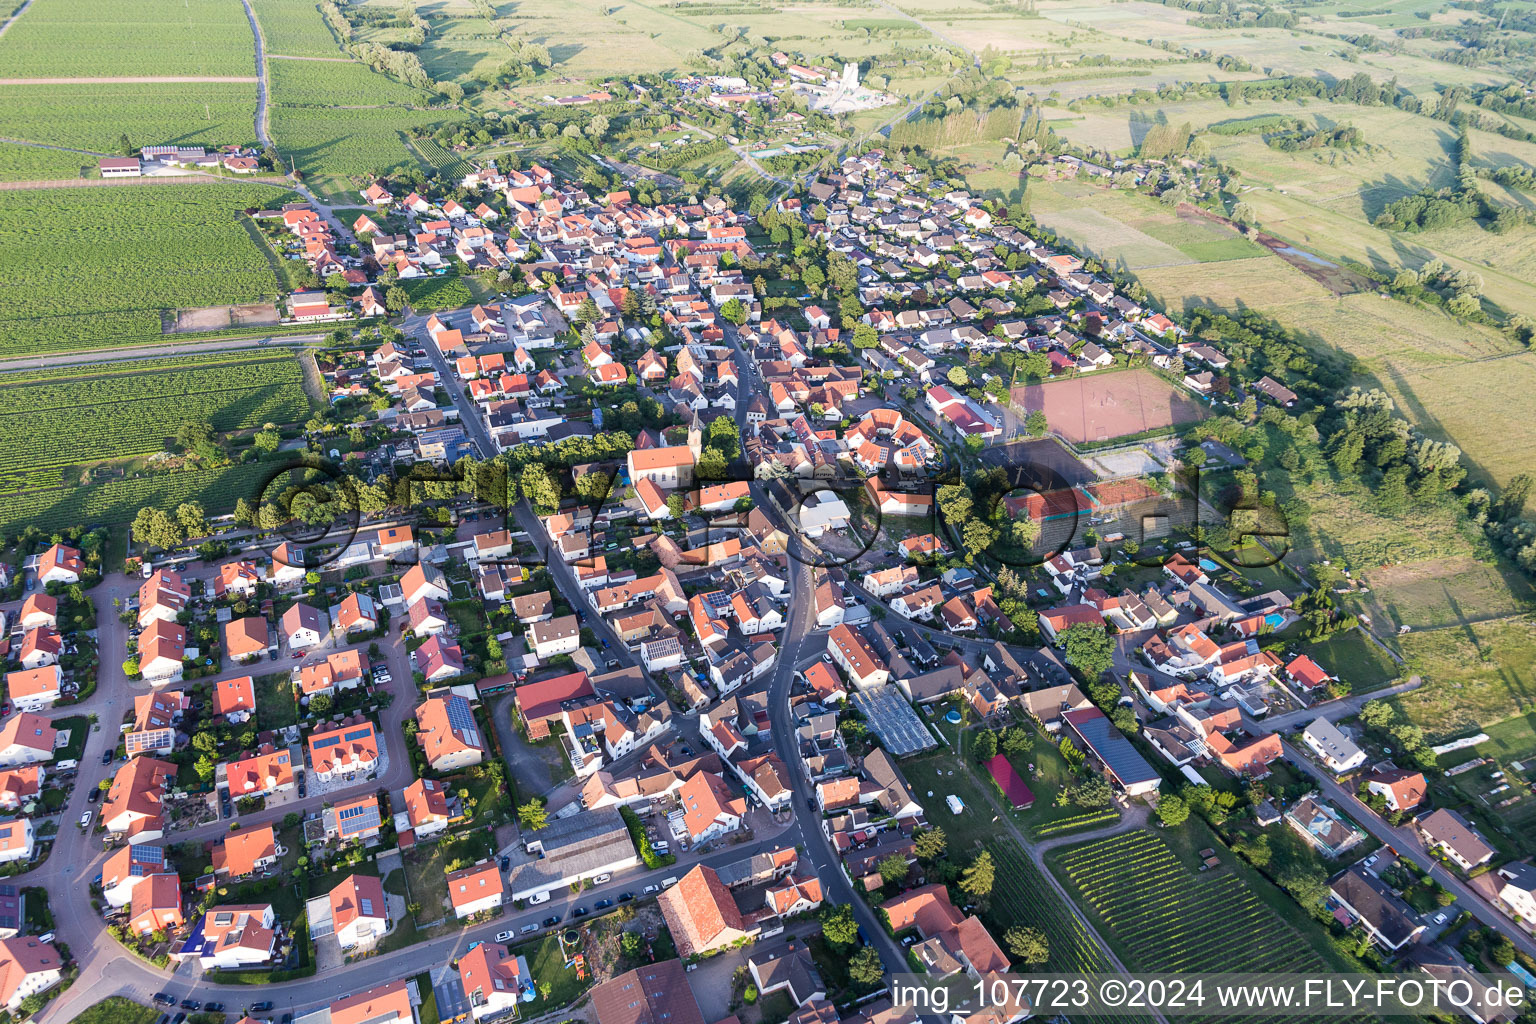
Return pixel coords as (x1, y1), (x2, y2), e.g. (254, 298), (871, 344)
(312, 735), (341, 749)
(360, 897), (375, 916)
(343, 726), (373, 741)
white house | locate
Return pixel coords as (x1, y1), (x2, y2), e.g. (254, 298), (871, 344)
(0, 819), (34, 865)
(330, 874), (389, 950)
(280, 603), (326, 651)
(0, 937), (62, 1011)
(1302, 718), (1366, 773)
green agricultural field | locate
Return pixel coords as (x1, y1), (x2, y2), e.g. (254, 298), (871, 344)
(0, 82), (259, 156)
(0, 460), (274, 532)
(0, 184), (294, 355)
(0, 351), (311, 477)
(268, 57), (433, 108)
(1053, 831), (1337, 974)
(250, 0), (344, 59)
(0, 142), (95, 182)
(0, 0), (256, 78)
(271, 106), (467, 201)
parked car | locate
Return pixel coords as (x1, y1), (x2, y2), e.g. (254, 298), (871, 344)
(572, 906), (588, 917)
(542, 916), (560, 928)
(521, 922), (539, 934)
(88, 788), (101, 803)
(78, 811), (92, 829)
(180, 1000), (200, 1011)
(204, 1003), (224, 1013)
(100, 750), (114, 765)
(250, 1002), (275, 1013)
(595, 899), (612, 909)
(643, 884), (660, 895)
(618, 892), (634, 903)
(153, 993), (174, 1006)
(495, 930), (515, 942)
(592, 873), (611, 884)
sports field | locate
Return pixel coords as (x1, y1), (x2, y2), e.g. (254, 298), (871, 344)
(1010, 369), (1207, 444)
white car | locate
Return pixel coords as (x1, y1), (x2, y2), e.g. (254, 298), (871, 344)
(496, 930), (515, 942)
(527, 891), (550, 905)
(592, 873), (611, 884)
(78, 811), (92, 829)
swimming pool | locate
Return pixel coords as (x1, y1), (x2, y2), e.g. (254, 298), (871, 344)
(1199, 558), (1221, 572)
(1265, 613), (1286, 628)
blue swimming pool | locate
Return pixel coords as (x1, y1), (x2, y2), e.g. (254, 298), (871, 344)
(1265, 613), (1286, 628)
(1199, 558), (1220, 572)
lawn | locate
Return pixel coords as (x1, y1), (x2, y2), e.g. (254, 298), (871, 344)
(400, 831), (494, 926)
(509, 932), (590, 1015)
(254, 671), (298, 729)
(1296, 629), (1401, 693)
(49, 716), (89, 764)
(65, 998), (160, 1024)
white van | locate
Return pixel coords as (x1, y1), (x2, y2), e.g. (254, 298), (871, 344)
(592, 873), (611, 885)
(527, 890), (550, 905)
(661, 876), (679, 888)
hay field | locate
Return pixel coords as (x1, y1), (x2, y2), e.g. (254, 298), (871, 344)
(1359, 556), (1536, 632)
(1026, 178), (1264, 266)
(1394, 615), (1536, 741)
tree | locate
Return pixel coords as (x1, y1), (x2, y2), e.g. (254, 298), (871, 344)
(1359, 700), (1395, 729)
(878, 853), (911, 886)
(1026, 410), (1048, 436)
(121, 656), (140, 677)
(233, 497), (256, 527)
(802, 263), (825, 294)
(517, 798), (549, 831)
(848, 946), (884, 987)
(1005, 926), (1049, 966)
(620, 930), (644, 961)
(947, 365), (970, 388)
(820, 903), (859, 948)
(972, 728), (997, 762)
(852, 322), (879, 349)
(960, 850), (995, 899)
(194, 755), (216, 782)
(1157, 793), (1190, 826)
(1061, 623), (1114, 680)
(309, 693), (333, 716)
(719, 298), (748, 326)
(386, 285), (409, 313)
(176, 501), (209, 539)
(914, 826), (947, 861)
(1069, 774), (1113, 808)
(665, 493), (688, 519)
(191, 732), (218, 754)
(254, 428), (282, 452)
(132, 506), (184, 551)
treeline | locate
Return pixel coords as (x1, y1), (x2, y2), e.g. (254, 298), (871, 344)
(1153, 0), (1296, 27)
(1265, 124), (1362, 151)
(1482, 165), (1536, 194)
(1373, 129), (1485, 232)
(888, 103), (1021, 149)
(633, 137), (728, 169)
(349, 42), (438, 94)
(1137, 120), (1192, 160)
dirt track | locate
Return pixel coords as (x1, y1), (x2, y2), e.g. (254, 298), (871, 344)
(0, 75), (257, 84)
